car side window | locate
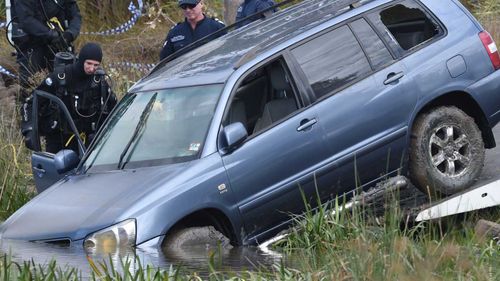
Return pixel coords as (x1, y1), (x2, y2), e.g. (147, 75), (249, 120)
(291, 25), (371, 99)
(367, 0), (442, 52)
(223, 59), (300, 136)
(350, 18), (394, 70)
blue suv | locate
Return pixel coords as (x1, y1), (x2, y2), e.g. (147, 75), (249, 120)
(2, 0), (500, 251)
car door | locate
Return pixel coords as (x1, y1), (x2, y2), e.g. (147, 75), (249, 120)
(365, 0), (447, 104)
(30, 90), (85, 193)
(289, 20), (418, 199)
(220, 58), (329, 242)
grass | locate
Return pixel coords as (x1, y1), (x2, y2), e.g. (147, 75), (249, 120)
(468, 0), (500, 42)
(0, 107), (34, 220)
(279, 193), (500, 280)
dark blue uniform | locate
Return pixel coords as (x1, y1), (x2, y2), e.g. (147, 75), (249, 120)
(235, 0), (276, 28)
(160, 16), (225, 60)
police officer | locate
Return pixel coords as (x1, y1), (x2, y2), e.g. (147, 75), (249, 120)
(14, 0), (81, 98)
(235, 0), (276, 28)
(159, 0), (225, 61)
(36, 43), (116, 153)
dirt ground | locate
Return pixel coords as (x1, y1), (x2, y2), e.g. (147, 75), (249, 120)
(0, 75), (18, 113)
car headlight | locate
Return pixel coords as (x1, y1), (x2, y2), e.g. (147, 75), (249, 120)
(84, 219), (136, 252)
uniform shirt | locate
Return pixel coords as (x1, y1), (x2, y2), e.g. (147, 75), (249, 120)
(160, 16), (225, 61)
(15, 0), (81, 44)
(235, 0), (275, 28)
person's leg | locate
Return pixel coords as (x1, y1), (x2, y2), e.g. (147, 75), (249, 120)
(45, 132), (64, 154)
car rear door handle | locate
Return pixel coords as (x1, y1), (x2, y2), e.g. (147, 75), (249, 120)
(297, 118), (317, 132)
(33, 166), (46, 178)
(384, 72), (404, 85)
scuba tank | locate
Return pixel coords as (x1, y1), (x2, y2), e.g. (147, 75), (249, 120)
(54, 51), (76, 67)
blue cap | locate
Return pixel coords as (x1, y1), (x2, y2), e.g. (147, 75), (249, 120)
(178, 0), (200, 6)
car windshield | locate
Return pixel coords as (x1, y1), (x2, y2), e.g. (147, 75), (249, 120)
(82, 84), (223, 171)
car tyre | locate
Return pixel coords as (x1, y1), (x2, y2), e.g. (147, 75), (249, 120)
(163, 226), (232, 251)
(409, 106), (484, 197)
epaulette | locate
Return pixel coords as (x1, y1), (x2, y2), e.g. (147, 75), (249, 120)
(212, 17), (225, 25)
(170, 22), (182, 30)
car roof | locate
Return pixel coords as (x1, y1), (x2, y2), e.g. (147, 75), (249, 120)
(129, 0), (375, 93)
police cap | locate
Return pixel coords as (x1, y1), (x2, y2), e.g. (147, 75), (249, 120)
(178, 0), (201, 7)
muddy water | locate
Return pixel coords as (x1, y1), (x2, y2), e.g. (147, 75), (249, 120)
(0, 238), (288, 277)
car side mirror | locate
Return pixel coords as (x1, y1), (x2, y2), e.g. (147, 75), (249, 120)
(221, 122), (248, 153)
(54, 149), (80, 174)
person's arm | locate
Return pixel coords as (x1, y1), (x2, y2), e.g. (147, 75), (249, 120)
(255, 0), (275, 14)
(63, 0), (82, 42)
(159, 31), (175, 61)
(214, 19), (226, 36)
(15, 0), (52, 38)
(216, 19), (226, 30)
(34, 72), (60, 118)
(104, 82), (117, 111)
(235, 4), (244, 23)
(36, 73), (58, 94)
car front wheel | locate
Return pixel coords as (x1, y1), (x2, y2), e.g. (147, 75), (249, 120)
(409, 106), (484, 196)
(162, 226), (232, 252)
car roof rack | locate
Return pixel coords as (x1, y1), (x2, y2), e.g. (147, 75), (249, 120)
(149, 0), (362, 76)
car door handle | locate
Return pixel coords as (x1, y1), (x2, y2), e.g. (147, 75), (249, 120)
(33, 166), (46, 178)
(297, 118), (317, 132)
(383, 72), (404, 85)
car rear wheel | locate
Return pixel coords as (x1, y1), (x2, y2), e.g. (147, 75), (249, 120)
(409, 106), (484, 197)
(163, 226), (232, 251)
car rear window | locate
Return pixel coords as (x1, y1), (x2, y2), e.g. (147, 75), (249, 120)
(291, 25), (371, 99)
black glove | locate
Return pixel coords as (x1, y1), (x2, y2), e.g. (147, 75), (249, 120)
(63, 31), (73, 43)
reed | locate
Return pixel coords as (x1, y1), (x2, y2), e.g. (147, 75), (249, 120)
(280, 190), (500, 280)
(0, 106), (34, 220)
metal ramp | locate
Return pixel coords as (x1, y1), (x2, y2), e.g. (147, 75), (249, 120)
(415, 179), (500, 221)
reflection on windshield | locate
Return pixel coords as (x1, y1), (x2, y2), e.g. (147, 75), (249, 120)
(83, 84), (223, 171)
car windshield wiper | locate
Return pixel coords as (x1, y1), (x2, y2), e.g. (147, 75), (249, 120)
(117, 93), (158, 169)
(82, 94), (137, 172)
